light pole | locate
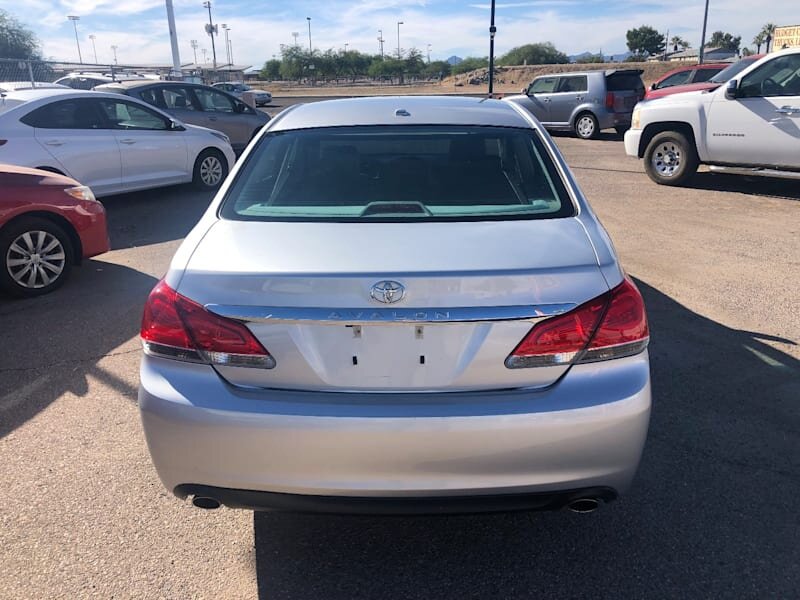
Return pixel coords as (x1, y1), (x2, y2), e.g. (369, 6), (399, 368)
(190, 39), (198, 64)
(67, 16), (82, 64)
(202, 1), (217, 70)
(292, 31), (299, 47)
(378, 29), (384, 58)
(201, 48), (207, 63)
(89, 34), (98, 63)
(487, 0), (497, 95)
(344, 43), (348, 53)
(110, 45), (118, 65)
(698, 0), (710, 64)
(396, 21), (403, 59)
(427, 43), (431, 63)
(228, 37), (233, 66)
(306, 17), (312, 53)
(222, 24), (230, 64)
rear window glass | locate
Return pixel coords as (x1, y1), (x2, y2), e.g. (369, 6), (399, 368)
(220, 125), (575, 222)
(606, 73), (644, 92)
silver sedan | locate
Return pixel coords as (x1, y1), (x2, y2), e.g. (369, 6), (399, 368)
(138, 96), (651, 515)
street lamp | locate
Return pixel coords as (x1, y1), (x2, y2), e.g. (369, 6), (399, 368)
(344, 43), (348, 53)
(89, 34), (98, 64)
(427, 43), (431, 63)
(202, 1), (217, 69)
(487, 0), (497, 95)
(190, 39), (198, 64)
(292, 32), (299, 47)
(396, 21), (403, 59)
(67, 16), (82, 64)
(222, 24), (230, 64)
(306, 17), (312, 53)
(378, 29), (384, 58)
(110, 45), (118, 65)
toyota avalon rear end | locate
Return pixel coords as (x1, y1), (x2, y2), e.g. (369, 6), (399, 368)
(138, 96), (650, 514)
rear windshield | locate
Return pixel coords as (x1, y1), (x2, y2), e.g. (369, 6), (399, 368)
(709, 58), (757, 83)
(220, 125), (575, 222)
(606, 72), (645, 93)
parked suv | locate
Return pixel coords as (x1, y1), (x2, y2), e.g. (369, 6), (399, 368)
(504, 69), (645, 139)
(95, 80), (269, 154)
(626, 49), (800, 185)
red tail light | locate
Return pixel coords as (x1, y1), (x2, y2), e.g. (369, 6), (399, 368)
(141, 280), (275, 369)
(506, 277), (648, 369)
(605, 92), (616, 110)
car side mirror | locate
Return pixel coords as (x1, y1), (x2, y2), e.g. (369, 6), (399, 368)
(521, 88), (527, 94)
(725, 79), (739, 100)
(650, 83), (657, 90)
(170, 120), (186, 131)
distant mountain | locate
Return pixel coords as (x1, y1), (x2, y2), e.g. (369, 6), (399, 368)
(568, 51), (632, 63)
(446, 55), (463, 65)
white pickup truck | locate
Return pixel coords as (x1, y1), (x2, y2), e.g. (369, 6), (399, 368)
(625, 49), (800, 185)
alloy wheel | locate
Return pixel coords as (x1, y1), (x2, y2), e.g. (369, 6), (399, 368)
(6, 230), (66, 289)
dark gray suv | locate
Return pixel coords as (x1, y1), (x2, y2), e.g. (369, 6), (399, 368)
(95, 81), (270, 153)
(504, 69), (645, 139)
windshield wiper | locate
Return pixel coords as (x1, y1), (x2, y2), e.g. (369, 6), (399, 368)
(359, 201), (433, 217)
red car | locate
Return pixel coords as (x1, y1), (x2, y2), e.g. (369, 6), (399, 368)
(644, 63), (727, 99)
(644, 55), (765, 100)
(0, 165), (109, 297)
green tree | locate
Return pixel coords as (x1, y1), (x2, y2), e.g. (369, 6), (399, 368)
(451, 56), (487, 75)
(0, 10), (40, 59)
(759, 23), (776, 51)
(260, 59), (281, 80)
(423, 60), (451, 79)
(368, 57), (405, 83)
(752, 32), (766, 53)
(575, 54), (605, 64)
(626, 25), (665, 56)
(497, 42), (568, 66)
(340, 50), (370, 82)
(404, 47), (425, 79)
(706, 31), (741, 52)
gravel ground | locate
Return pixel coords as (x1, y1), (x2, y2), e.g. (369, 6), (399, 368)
(0, 127), (798, 599)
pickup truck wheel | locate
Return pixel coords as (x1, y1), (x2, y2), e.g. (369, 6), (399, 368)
(574, 113), (599, 140)
(644, 131), (699, 186)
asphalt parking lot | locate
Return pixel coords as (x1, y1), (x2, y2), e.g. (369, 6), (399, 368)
(1, 117), (799, 598)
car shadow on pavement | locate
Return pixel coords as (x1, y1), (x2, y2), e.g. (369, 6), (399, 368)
(252, 277), (799, 599)
(102, 186), (216, 251)
(690, 172), (800, 201)
(0, 260), (157, 438)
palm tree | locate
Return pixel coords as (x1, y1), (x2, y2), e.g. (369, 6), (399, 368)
(753, 32), (765, 53)
(760, 23), (776, 52)
(669, 36), (690, 51)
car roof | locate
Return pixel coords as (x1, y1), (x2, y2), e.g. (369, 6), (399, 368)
(269, 96), (532, 132)
(0, 88), (174, 116)
(96, 80), (207, 90)
(0, 87), (78, 102)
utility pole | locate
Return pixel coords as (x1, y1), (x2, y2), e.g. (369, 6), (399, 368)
(306, 17), (312, 53)
(202, 1), (217, 70)
(488, 0), (496, 96)
(663, 29), (669, 60)
(698, 0), (710, 64)
(378, 29), (384, 58)
(344, 43), (348, 53)
(292, 31), (299, 47)
(89, 34), (98, 63)
(396, 21), (403, 59)
(67, 16), (82, 64)
(427, 43), (431, 63)
(190, 39), (198, 64)
(165, 0), (183, 79)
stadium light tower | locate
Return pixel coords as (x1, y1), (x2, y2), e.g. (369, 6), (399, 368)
(190, 39), (198, 64)
(67, 16), (83, 64)
(89, 34), (98, 63)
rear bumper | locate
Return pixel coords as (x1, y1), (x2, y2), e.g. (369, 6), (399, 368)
(139, 351), (651, 508)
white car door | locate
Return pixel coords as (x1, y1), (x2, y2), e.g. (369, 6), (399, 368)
(706, 53), (800, 168)
(25, 97), (122, 195)
(95, 97), (189, 191)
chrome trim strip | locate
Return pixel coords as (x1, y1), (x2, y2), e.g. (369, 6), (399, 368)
(206, 303), (577, 325)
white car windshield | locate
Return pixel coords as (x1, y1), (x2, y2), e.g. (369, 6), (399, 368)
(221, 125), (574, 222)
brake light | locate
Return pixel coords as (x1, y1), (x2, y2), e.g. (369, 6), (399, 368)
(605, 92), (616, 110)
(506, 277), (648, 369)
(141, 280), (275, 369)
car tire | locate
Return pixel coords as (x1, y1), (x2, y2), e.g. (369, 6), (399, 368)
(615, 125), (629, 137)
(574, 112), (599, 140)
(192, 149), (228, 190)
(0, 216), (73, 297)
(643, 131), (699, 186)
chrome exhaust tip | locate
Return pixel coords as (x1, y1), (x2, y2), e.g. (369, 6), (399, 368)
(192, 496), (221, 509)
(567, 498), (600, 513)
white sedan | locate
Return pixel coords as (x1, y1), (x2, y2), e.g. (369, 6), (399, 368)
(0, 89), (235, 197)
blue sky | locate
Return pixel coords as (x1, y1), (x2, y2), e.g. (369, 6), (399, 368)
(10, 0), (799, 67)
